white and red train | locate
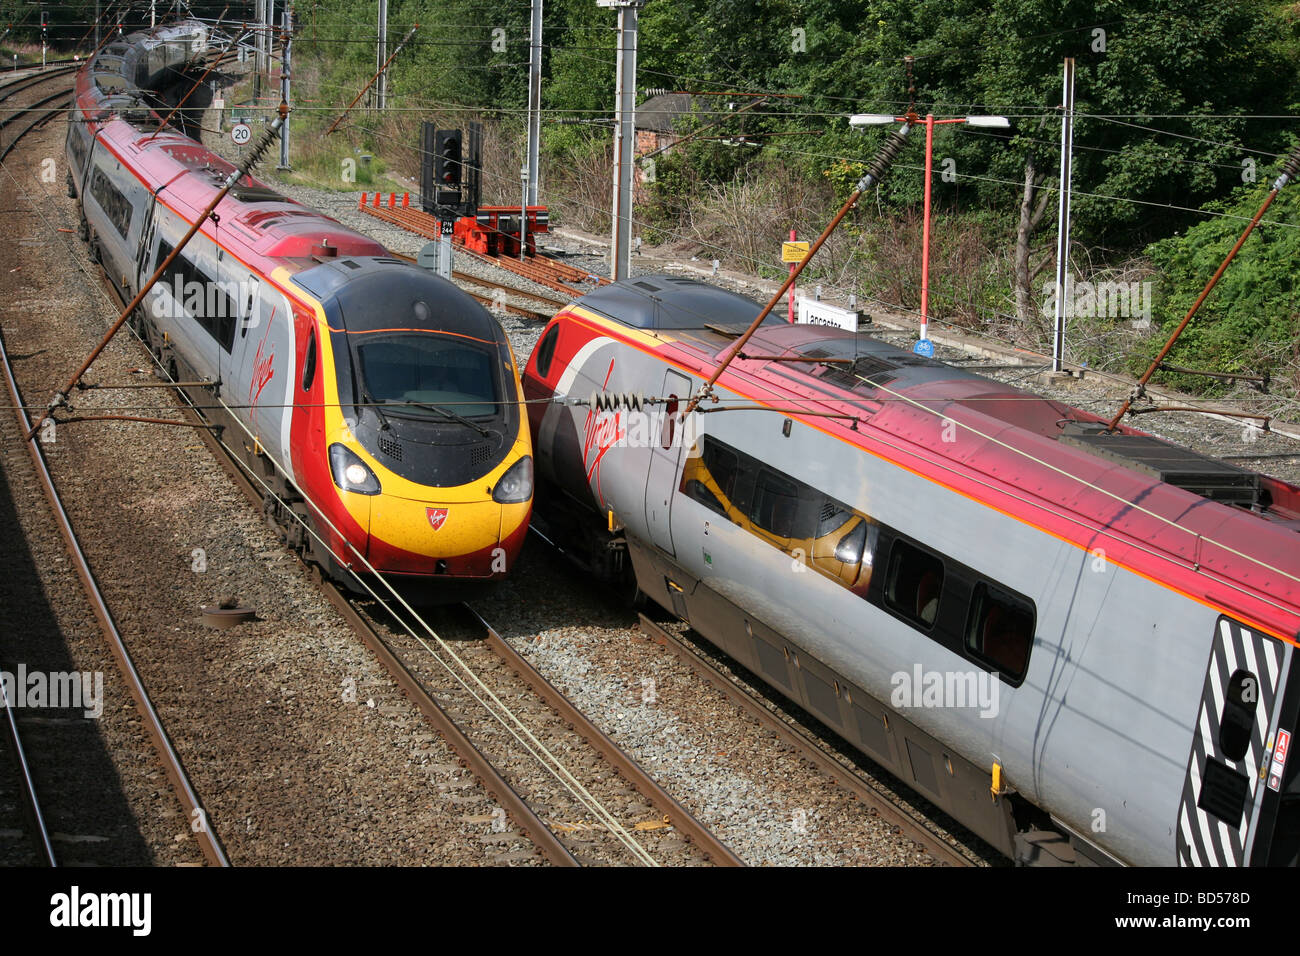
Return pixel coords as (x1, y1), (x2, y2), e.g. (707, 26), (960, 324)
(66, 22), (533, 590)
(524, 274), (1300, 866)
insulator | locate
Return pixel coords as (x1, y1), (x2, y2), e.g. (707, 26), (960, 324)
(862, 127), (910, 187)
(587, 390), (645, 411)
(1275, 142), (1300, 189)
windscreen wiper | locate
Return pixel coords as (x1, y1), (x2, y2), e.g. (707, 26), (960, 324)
(382, 399), (492, 437)
(364, 390), (391, 431)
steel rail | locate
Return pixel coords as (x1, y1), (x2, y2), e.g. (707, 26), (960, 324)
(0, 65), (78, 104)
(450, 270), (567, 309)
(0, 325), (230, 868)
(316, 585), (582, 867)
(385, 251), (560, 319)
(0, 661), (57, 865)
(637, 613), (978, 867)
(168, 379), (580, 866)
(461, 605), (746, 867)
(0, 90), (72, 162)
(164, 352), (737, 865)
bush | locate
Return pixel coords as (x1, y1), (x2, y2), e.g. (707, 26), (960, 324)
(1142, 182), (1300, 393)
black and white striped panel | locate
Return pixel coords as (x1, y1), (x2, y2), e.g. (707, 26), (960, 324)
(1177, 617), (1285, 866)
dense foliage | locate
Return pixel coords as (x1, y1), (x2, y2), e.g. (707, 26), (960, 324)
(20, 1), (1300, 397)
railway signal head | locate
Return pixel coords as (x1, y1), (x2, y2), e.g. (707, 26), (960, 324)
(435, 130), (463, 187)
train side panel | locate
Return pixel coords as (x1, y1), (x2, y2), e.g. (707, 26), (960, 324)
(533, 317), (1237, 865)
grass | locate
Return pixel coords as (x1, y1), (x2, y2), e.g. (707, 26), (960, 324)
(218, 70), (411, 196)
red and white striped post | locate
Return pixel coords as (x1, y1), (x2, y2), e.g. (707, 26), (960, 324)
(850, 109), (1008, 356)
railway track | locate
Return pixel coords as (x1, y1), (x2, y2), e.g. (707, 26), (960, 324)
(360, 201), (606, 297)
(343, 595), (744, 866)
(0, 648), (56, 866)
(0, 323), (229, 868)
(168, 377), (743, 866)
(0, 65), (78, 104)
(450, 270), (567, 310)
(634, 613), (982, 866)
(458, 245), (607, 297)
(0, 68), (75, 163)
(0, 66), (228, 867)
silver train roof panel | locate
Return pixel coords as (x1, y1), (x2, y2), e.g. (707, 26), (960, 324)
(575, 274), (784, 331)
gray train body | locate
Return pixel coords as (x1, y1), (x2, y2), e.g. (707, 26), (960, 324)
(524, 275), (1300, 866)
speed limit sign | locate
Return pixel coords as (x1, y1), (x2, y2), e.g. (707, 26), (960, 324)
(230, 122), (252, 145)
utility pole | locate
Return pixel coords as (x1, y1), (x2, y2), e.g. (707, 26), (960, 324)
(525, 0), (542, 205)
(1051, 57), (1076, 374)
(277, 6), (292, 170)
(599, 0), (644, 281)
(95, 0), (100, 49)
(266, 1), (275, 98)
(253, 0), (264, 102)
(150, 0), (155, 27)
(852, 109), (1008, 355)
(376, 0), (387, 110)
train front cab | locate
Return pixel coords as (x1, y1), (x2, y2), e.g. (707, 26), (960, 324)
(290, 258), (533, 589)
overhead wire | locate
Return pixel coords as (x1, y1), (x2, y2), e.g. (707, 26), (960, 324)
(0, 95), (663, 866)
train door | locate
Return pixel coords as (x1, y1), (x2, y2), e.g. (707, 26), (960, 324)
(216, 266), (249, 400)
(644, 369), (691, 555)
(1176, 616), (1293, 866)
(135, 201), (157, 291)
(231, 279), (291, 467)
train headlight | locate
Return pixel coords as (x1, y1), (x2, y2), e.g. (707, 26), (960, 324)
(492, 455), (533, 504)
(329, 443), (381, 495)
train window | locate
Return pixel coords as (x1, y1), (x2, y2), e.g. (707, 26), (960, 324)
(241, 284), (257, 337)
(816, 499), (854, 538)
(749, 470), (806, 539)
(355, 337), (498, 417)
(67, 126), (88, 177)
(965, 583), (1034, 681)
(89, 166), (132, 239)
(833, 519), (869, 565)
(704, 438), (741, 505)
(682, 437), (740, 520)
(301, 327), (317, 391)
(1220, 670), (1259, 762)
(683, 479), (725, 513)
(155, 239), (173, 276)
(534, 324), (559, 378)
(884, 540), (945, 629)
(194, 263), (237, 352)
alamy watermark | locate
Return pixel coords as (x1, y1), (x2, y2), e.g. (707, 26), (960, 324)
(1041, 274), (1152, 329)
(151, 274), (259, 328)
(1, 665), (103, 718)
(50, 886), (150, 936)
(890, 664), (998, 718)
(583, 406), (701, 455)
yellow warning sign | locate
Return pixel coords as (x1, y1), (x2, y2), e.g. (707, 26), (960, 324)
(781, 241), (810, 263)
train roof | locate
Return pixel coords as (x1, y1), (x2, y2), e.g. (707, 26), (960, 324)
(573, 274), (783, 331)
(560, 276), (1300, 636)
(74, 23), (387, 271)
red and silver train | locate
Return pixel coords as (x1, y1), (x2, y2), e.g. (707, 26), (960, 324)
(524, 274), (1300, 866)
(65, 22), (533, 591)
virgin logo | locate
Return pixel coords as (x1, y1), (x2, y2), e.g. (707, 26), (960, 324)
(247, 306), (277, 426)
(427, 507), (449, 530)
